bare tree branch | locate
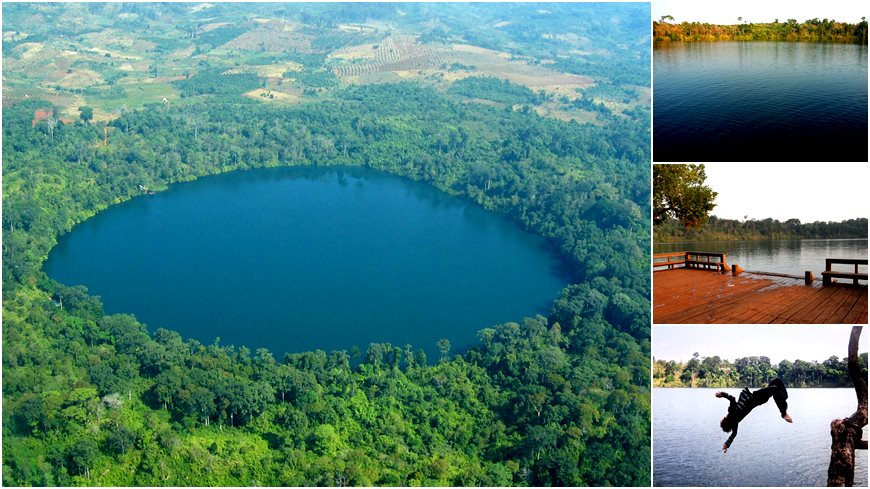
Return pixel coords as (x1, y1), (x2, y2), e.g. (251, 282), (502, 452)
(828, 326), (867, 487)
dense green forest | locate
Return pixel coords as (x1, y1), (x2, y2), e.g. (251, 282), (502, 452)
(654, 216), (868, 242)
(654, 353), (869, 388)
(446, 76), (547, 105)
(654, 18), (869, 43)
(2, 79), (651, 485)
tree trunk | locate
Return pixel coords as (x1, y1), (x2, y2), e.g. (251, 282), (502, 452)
(827, 326), (867, 487)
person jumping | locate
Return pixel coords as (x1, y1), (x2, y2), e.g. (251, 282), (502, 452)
(715, 377), (793, 453)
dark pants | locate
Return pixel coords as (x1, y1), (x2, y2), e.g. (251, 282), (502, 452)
(752, 378), (789, 417)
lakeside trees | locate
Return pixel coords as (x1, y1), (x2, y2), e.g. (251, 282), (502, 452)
(654, 353), (869, 388)
(2, 80), (650, 485)
(654, 18), (869, 43)
(654, 216), (868, 242)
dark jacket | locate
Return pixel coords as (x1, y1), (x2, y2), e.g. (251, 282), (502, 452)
(721, 378), (788, 449)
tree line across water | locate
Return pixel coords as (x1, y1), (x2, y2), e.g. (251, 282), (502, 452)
(2, 80), (650, 486)
(654, 18), (869, 43)
(654, 353), (869, 388)
(654, 216), (868, 242)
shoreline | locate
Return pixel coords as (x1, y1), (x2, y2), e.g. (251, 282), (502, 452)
(654, 237), (868, 244)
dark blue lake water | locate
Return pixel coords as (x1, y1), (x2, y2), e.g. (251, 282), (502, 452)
(44, 166), (572, 358)
(654, 388), (868, 487)
(654, 42), (868, 162)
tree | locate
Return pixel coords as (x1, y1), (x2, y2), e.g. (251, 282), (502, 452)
(437, 338), (451, 363)
(45, 116), (58, 141)
(68, 439), (98, 479)
(311, 423), (343, 455)
(105, 421), (136, 455)
(681, 357), (701, 386)
(827, 326), (867, 487)
(700, 355), (723, 383)
(653, 164), (717, 228)
(78, 106), (94, 123)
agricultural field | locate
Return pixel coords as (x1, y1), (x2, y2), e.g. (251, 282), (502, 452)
(2, 2), (649, 123)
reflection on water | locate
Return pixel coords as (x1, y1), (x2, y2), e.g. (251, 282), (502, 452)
(654, 388), (868, 487)
(654, 239), (867, 277)
(654, 42), (868, 162)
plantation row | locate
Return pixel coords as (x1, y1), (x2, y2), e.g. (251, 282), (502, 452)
(333, 51), (463, 78)
(374, 35), (419, 64)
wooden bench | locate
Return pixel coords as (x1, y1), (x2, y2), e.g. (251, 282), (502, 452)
(822, 258), (868, 286)
(685, 252), (728, 272)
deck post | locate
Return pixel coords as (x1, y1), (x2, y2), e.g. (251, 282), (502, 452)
(805, 271), (814, 285)
(732, 264), (743, 276)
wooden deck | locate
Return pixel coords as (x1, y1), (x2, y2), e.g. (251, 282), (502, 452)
(654, 269), (868, 324)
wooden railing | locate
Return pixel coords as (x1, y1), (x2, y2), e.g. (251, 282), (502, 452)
(654, 253), (867, 287)
(821, 258), (868, 286)
(653, 251), (728, 272)
(652, 251), (687, 270)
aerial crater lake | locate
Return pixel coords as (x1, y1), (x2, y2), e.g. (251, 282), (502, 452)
(654, 41), (868, 162)
(44, 166), (573, 358)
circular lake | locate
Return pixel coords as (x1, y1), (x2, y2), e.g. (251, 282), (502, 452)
(44, 166), (573, 358)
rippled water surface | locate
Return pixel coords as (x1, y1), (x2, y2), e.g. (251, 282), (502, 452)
(654, 388), (868, 486)
(654, 239), (868, 277)
(654, 42), (868, 162)
(44, 166), (572, 358)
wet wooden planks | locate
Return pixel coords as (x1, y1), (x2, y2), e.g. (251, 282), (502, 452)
(654, 269), (868, 324)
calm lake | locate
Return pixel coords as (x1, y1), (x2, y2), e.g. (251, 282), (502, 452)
(45, 166), (572, 358)
(654, 239), (868, 277)
(654, 42), (868, 162)
(654, 388), (868, 487)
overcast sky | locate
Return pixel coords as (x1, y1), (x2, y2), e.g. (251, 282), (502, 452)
(700, 162), (869, 222)
(654, 325), (869, 364)
(652, 0), (868, 25)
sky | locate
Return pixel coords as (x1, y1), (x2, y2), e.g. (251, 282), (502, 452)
(652, 0), (868, 25)
(653, 325), (869, 363)
(700, 162), (869, 222)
